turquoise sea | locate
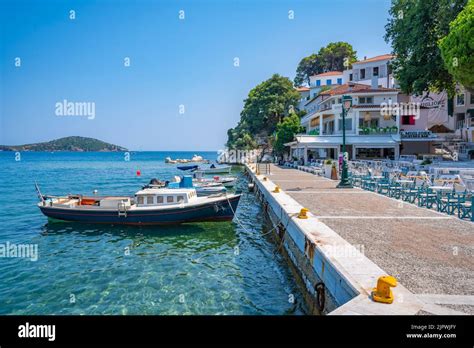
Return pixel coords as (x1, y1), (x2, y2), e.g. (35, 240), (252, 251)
(0, 151), (306, 315)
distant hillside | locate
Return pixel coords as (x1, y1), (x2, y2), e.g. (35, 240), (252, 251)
(0, 136), (128, 152)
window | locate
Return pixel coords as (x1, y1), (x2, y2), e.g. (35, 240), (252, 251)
(456, 93), (465, 106)
(470, 93), (474, 105)
(373, 67), (379, 76)
(337, 78), (342, 84)
(401, 115), (416, 125)
(157, 196), (164, 204)
(359, 96), (374, 104)
(146, 196), (154, 205)
(316, 80), (321, 87)
(339, 118), (353, 131)
(359, 118), (379, 128)
(326, 79), (332, 85)
(167, 196), (174, 203)
(177, 195), (185, 203)
(137, 196), (144, 205)
(360, 69), (366, 79)
(349, 73), (353, 81)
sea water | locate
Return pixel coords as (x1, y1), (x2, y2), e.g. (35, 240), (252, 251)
(0, 151), (306, 314)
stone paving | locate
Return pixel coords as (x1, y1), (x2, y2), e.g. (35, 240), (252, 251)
(267, 164), (474, 314)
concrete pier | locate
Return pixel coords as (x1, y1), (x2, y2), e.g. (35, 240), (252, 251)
(247, 163), (474, 315)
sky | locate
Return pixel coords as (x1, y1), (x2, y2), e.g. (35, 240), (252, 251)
(0, 0), (392, 151)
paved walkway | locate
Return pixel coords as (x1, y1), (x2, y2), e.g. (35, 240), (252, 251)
(268, 165), (474, 314)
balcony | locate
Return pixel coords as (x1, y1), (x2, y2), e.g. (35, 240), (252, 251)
(359, 126), (399, 135)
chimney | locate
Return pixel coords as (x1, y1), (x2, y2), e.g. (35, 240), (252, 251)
(371, 76), (378, 89)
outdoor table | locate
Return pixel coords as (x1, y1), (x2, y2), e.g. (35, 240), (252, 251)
(395, 180), (413, 184)
(429, 186), (453, 192)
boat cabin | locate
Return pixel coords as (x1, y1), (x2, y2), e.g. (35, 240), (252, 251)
(134, 188), (197, 207)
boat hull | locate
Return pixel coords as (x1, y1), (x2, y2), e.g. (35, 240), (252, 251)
(197, 166), (232, 174)
(38, 195), (241, 225)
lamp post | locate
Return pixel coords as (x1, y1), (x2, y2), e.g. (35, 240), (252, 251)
(337, 95), (353, 188)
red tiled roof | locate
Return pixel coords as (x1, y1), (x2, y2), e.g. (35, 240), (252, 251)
(319, 83), (398, 96)
(353, 54), (395, 65)
(311, 71), (343, 78)
(296, 86), (310, 92)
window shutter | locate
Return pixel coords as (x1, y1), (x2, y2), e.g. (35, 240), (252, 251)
(379, 65), (386, 77)
(366, 68), (372, 79)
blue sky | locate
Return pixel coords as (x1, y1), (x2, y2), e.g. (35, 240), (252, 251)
(0, 0), (392, 151)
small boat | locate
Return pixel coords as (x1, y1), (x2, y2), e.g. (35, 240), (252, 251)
(177, 165), (199, 171)
(165, 155), (209, 164)
(196, 164), (232, 174)
(36, 184), (240, 225)
(193, 172), (237, 188)
(167, 175), (226, 197)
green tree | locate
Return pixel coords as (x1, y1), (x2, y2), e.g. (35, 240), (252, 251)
(273, 112), (304, 155)
(227, 74), (300, 149)
(385, 0), (467, 95)
(439, 0), (474, 93)
(294, 42), (357, 86)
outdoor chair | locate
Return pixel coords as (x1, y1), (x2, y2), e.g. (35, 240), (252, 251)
(388, 181), (402, 199)
(401, 181), (418, 203)
(417, 187), (437, 209)
(437, 190), (459, 215)
(457, 195), (473, 221)
(376, 177), (390, 195)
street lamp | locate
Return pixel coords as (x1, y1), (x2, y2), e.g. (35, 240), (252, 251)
(337, 95), (353, 188)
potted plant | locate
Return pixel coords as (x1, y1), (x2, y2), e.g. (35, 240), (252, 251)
(323, 159), (333, 178)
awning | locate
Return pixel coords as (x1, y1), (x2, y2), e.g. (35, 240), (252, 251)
(286, 134), (400, 147)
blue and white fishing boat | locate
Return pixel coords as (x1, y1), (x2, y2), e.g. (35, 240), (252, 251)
(36, 183), (241, 225)
(167, 176), (227, 197)
(177, 164), (232, 174)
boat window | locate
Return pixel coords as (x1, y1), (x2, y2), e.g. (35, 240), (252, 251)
(177, 195), (184, 203)
(137, 196), (144, 204)
(167, 196), (174, 203)
(146, 196), (154, 205)
(157, 196), (164, 204)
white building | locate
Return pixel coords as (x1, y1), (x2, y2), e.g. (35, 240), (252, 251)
(289, 82), (401, 161)
(296, 86), (310, 111)
(308, 71), (344, 99)
(290, 53), (458, 161)
(343, 54), (396, 89)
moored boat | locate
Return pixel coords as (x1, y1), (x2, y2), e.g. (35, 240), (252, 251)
(36, 185), (241, 225)
(196, 164), (232, 174)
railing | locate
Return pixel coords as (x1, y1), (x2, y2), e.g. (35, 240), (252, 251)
(256, 163), (271, 175)
(358, 127), (398, 135)
(456, 117), (474, 129)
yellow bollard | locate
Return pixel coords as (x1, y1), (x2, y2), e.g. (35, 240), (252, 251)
(372, 275), (397, 304)
(273, 185), (280, 193)
(298, 208), (309, 219)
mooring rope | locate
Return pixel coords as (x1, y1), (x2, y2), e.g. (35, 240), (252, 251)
(225, 192), (296, 239)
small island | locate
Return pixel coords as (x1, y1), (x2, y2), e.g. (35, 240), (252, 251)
(0, 136), (128, 152)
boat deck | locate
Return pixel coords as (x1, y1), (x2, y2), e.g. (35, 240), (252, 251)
(267, 164), (474, 314)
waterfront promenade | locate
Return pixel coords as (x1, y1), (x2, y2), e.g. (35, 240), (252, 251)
(265, 164), (474, 315)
